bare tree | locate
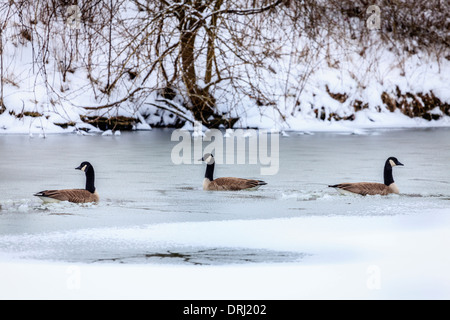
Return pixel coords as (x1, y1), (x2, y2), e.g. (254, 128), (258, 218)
(1, 0), (448, 129)
(120, 0), (284, 127)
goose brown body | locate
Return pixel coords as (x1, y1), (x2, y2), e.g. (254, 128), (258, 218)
(200, 153), (267, 191)
(329, 182), (398, 196)
(203, 177), (267, 191)
(34, 161), (99, 204)
(34, 189), (99, 203)
(329, 157), (403, 196)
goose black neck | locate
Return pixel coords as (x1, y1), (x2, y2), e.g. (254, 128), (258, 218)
(85, 167), (96, 193)
(205, 162), (215, 181)
(383, 161), (394, 186)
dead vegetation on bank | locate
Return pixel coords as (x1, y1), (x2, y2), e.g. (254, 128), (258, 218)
(0, 1), (448, 130)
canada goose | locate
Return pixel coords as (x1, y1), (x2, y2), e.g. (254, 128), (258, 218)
(34, 162), (99, 203)
(329, 157), (404, 196)
(200, 153), (267, 191)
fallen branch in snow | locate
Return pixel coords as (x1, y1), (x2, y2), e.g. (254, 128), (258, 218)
(146, 100), (194, 125)
(81, 88), (146, 110)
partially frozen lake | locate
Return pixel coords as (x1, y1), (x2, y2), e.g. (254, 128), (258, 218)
(0, 128), (449, 299)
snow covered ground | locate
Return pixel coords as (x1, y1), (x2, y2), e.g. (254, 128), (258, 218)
(1, 209), (450, 300)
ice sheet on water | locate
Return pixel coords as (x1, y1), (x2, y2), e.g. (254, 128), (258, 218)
(0, 198), (97, 215)
(0, 224), (306, 265)
(280, 190), (329, 201)
(92, 247), (307, 265)
(0, 199), (37, 214)
(102, 130), (113, 136)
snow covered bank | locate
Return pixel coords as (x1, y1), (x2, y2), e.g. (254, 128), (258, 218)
(1, 208), (449, 299)
(0, 1), (449, 134)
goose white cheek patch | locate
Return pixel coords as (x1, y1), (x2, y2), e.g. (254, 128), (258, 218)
(205, 155), (214, 165)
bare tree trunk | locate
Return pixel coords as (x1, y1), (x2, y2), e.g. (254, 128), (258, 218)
(0, 28), (4, 112)
(105, 0), (113, 94)
(178, 2), (217, 125)
(205, 0), (223, 85)
(0, 3), (11, 113)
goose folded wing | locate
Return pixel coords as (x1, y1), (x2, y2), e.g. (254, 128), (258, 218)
(332, 182), (391, 196)
(210, 177), (266, 191)
(35, 189), (98, 203)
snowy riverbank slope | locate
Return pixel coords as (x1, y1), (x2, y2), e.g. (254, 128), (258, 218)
(0, 1), (449, 134)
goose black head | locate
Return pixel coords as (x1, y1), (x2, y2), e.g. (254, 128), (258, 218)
(200, 153), (215, 165)
(75, 161), (93, 172)
(387, 157), (404, 167)
(75, 161), (96, 193)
